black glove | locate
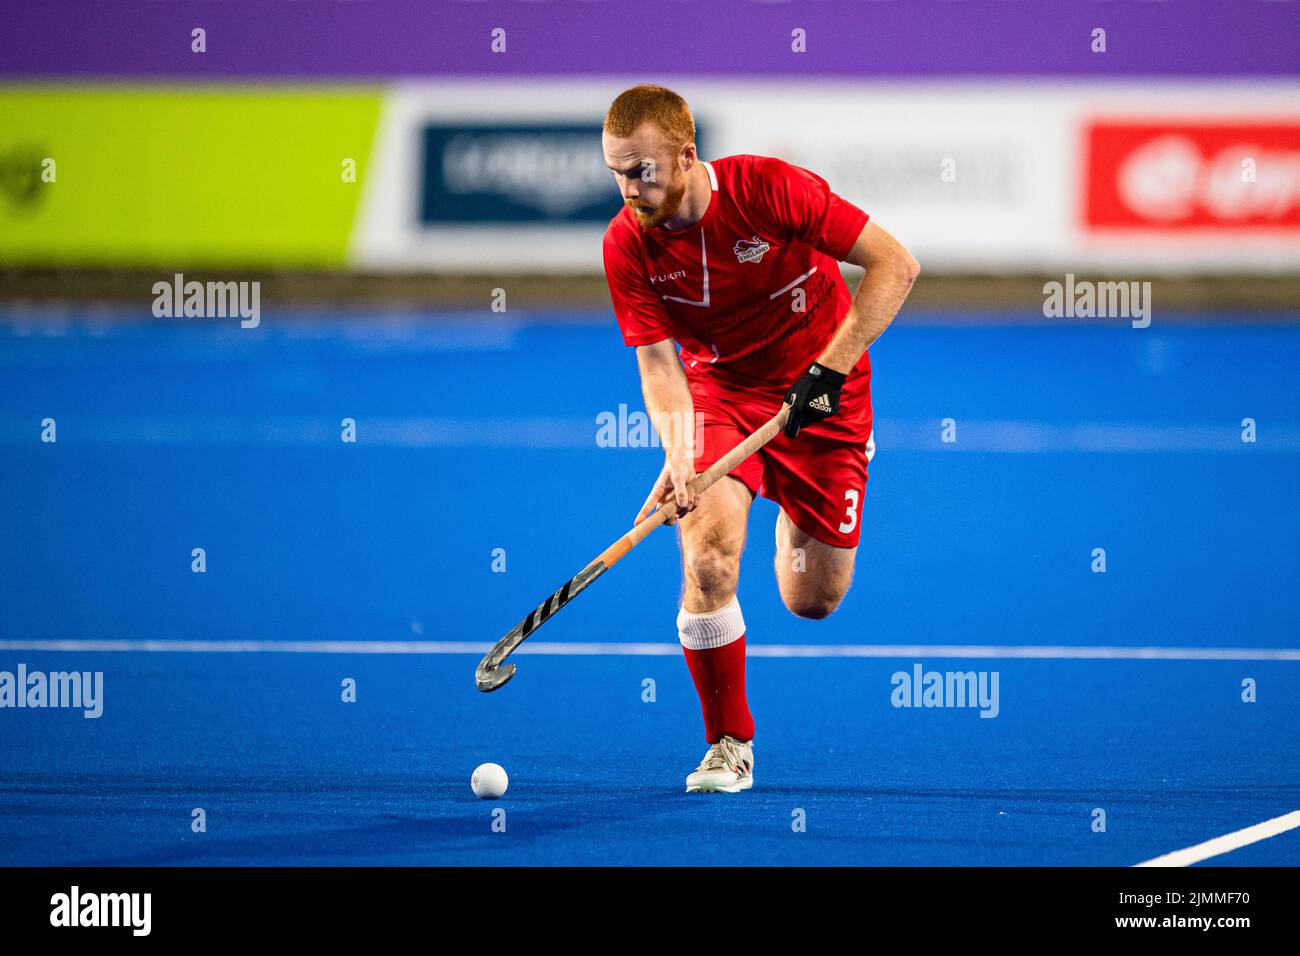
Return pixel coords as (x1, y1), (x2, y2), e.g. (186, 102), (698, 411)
(784, 362), (847, 438)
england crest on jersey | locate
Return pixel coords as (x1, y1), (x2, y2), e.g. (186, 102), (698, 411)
(734, 235), (771, 264)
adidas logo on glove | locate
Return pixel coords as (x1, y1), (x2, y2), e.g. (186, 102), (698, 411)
(783, 362), (847, 438)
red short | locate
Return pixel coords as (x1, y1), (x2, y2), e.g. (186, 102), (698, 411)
(689, 374), (875, 549)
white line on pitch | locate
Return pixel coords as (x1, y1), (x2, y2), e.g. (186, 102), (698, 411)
(1134, 810), (1300, 867)
(0, 640), (1297, 661)
(2, 416), (1299, 453)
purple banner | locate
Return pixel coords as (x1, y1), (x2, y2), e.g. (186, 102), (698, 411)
(4, 1), (1298, 78)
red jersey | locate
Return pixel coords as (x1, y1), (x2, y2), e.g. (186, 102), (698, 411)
(603, 154), (872, 442)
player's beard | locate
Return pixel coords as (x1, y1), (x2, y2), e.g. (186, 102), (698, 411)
(628, 164), (688, 230)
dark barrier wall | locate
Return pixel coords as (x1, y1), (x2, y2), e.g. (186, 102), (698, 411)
(5, 0), (1298, 78)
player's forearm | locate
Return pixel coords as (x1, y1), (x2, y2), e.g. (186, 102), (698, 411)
(639, 363), (696, 459)
(818, 252), (920, 375)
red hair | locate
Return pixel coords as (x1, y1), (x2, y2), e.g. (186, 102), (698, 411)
(604, 85), (695, 150)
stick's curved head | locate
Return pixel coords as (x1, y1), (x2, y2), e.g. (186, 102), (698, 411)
(476, 660), (516, 693)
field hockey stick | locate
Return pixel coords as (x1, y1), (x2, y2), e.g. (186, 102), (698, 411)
(475, 403), (792, 692)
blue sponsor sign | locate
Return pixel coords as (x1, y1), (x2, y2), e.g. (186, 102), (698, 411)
(421, 124), (625, 225)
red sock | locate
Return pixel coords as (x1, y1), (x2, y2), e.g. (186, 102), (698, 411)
(683, 633), (755, 744)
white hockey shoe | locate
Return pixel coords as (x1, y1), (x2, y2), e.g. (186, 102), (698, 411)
(685, 735), (754, 793)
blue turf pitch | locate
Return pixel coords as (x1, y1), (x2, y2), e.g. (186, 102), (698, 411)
(1, 308), (1297, 865)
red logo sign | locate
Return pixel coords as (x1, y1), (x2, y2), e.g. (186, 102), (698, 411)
(1085, 122), (1300, 229)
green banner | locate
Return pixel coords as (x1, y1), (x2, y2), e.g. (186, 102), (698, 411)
(0, 86), (382, 267)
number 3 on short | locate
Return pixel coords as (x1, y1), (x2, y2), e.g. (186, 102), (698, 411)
(838, 488), (859, 533)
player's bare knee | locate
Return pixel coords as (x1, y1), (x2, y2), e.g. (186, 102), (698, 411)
(778, 577), (848, 619)
(782, 593), (840, 620)
(684, 547), (740, 601)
